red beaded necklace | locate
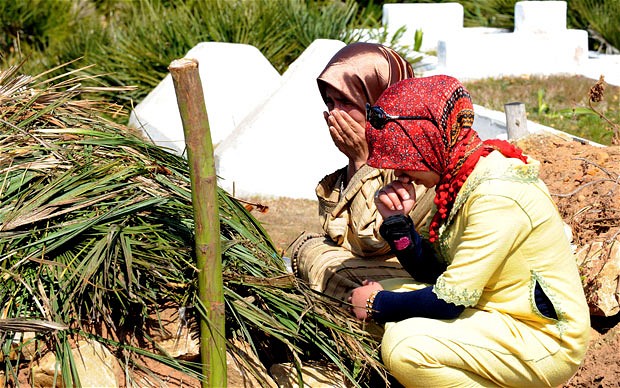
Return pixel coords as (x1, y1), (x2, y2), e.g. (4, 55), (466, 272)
(428, 138), (526, 242)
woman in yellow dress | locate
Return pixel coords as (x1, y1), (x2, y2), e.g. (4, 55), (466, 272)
(350, 75), (590, 387)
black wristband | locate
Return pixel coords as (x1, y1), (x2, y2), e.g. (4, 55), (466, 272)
(379, 214), (416, 251)
(379, 215), (445, 284)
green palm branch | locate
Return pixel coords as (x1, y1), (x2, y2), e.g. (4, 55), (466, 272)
(0, 62), (384, 387)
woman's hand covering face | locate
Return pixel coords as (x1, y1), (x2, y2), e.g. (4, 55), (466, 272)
(324, 109), (368, 166)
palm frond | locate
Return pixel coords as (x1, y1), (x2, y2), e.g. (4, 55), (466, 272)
(0, 62), (385, 386)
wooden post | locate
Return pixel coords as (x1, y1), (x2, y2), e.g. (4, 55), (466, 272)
(169, 58), (226, 388)
(504, 102), (529, 140)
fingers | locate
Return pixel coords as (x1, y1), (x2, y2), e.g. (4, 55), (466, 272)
(349, 281), (385, 321)
(375, 180), (417, 218)
(392, 180), (416, 202)
(327, 110), (368, 162)
(328, 124), (345, 149)
(326, 112), (345, 151)
(329, 110), (350, 132)
(337, 110), (365, 138)
(348, 289), (365, 320)
(385, 186), (406, 210)
(329, 111), (358, 145)
(376, 185), (407, 211)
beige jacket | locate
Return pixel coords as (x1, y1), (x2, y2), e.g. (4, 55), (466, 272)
(316, 164), (435, 257)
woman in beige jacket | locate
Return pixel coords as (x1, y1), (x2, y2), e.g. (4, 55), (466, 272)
(291, 42), (434, 302)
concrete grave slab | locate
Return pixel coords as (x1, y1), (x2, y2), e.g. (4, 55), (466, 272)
(427, 0), (588, 80)
(128, 42), (281, 155)
(382, 2), (464, 52)
(514, 1), (567, 33)
(435, 28), (588, 79)
(214, 39), (347, 200)
(580, 53), (620, 86)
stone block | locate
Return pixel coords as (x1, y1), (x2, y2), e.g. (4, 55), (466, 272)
(147, 305), (199, 360)
(128, 42), (281, 155)
(31, 339), (120, 387)
(576, 238), (620, 317)
(436, 28), (588, 78)
(382, 2), (463, 52)
(514, 1), (567, 34)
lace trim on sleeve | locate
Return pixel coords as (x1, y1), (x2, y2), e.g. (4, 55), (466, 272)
(434, 276), (482, 307)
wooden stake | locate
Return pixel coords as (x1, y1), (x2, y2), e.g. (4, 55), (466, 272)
(169, 58), (226, 388)
(504, 102), (529, 140)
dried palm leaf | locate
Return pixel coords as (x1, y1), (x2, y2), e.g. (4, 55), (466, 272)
(0, 62), (385, 387)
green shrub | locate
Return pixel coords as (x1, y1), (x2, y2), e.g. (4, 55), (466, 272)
(0, 0), (74, 54)
(10, 0), (367, 108)
(568, 0), (620, 53)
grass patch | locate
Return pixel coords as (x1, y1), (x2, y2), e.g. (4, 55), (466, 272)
(464, 75), (620, 145)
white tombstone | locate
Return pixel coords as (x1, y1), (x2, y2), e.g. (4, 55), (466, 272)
(432, 0), (588, 80)
(514, 1), (567, 34)
(128, 42), (281, 155)
(580, 53), (620, 87)
(382, 2), (464, 52)
(214, 39), (348, 199)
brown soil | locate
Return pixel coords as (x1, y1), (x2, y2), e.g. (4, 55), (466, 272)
(516, 134), (620, 246)
(250, 132), (620, 387)
(517, 134), (620, 388)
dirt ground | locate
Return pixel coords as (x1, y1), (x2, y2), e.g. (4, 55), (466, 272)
(518, 134), (620, 388)
(250, 132), (620, 387)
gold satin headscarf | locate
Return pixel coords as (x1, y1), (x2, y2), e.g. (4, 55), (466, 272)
(317, 42), (414, 112)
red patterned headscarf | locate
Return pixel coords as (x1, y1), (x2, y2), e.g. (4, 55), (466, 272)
(366, 75), (527, 242)
(317, 42), (414, 112)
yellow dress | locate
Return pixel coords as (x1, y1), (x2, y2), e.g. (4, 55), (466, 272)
(381, 151), (591, 387)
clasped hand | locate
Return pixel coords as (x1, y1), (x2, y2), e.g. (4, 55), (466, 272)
(348, 280), (384, 321)
(374, 178), (417, 218)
